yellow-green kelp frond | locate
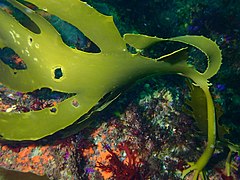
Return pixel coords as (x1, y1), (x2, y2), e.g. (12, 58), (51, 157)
(0, 0), (131, 141)
(124, 34), (222, 81)
(0, 1), (223, 179)
(19, 0), (126, 53)
(124, 34), (221, 179)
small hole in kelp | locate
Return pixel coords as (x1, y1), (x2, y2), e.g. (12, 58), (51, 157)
(50, 107), (57, 113)
(126, 44), (138, 54)
(0, 0), (41, 34)
(0, 85), (76, 113)
(54, 67), (63, 79)
(28, 36), (33, 46)
(0, 47), (27, 70)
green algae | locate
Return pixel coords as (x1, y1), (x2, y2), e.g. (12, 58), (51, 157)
(0, 0), (222, 179)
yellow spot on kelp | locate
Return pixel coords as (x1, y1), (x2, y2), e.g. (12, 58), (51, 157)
(35, 43), (39, 48)
(13, 30), (20, 38)
(25, 47), (30, 56)
(9, 31), (16, 43)
(9, 30), (20, 45)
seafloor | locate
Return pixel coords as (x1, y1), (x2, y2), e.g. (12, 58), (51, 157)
(0, 0), (240, 179)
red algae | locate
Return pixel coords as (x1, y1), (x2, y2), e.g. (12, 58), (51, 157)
(96, 142), (148, 180)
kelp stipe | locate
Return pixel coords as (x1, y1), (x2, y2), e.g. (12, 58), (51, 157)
(0, 0), (222, 179)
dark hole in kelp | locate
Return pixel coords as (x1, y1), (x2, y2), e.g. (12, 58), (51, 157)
(139, 41), (208, 73)
(0, 0), (41, 34)
(0, 84), (75, 113)
(0, 47), (27, 70)
(54, 67), (63, 79)
(16, 0), (101, 53)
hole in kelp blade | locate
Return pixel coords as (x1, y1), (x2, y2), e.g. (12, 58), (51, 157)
(141, 41), (208, 73)
(38, 12), (101, 53)
(0, 47), (27, 70)
(16, 0), (101, 53)
(0, 84), (76, 113)
(54, 67), (63, 79)
(0, 0), (41, 34)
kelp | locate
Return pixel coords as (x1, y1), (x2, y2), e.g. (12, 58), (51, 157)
(0, 0), (222, 179)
